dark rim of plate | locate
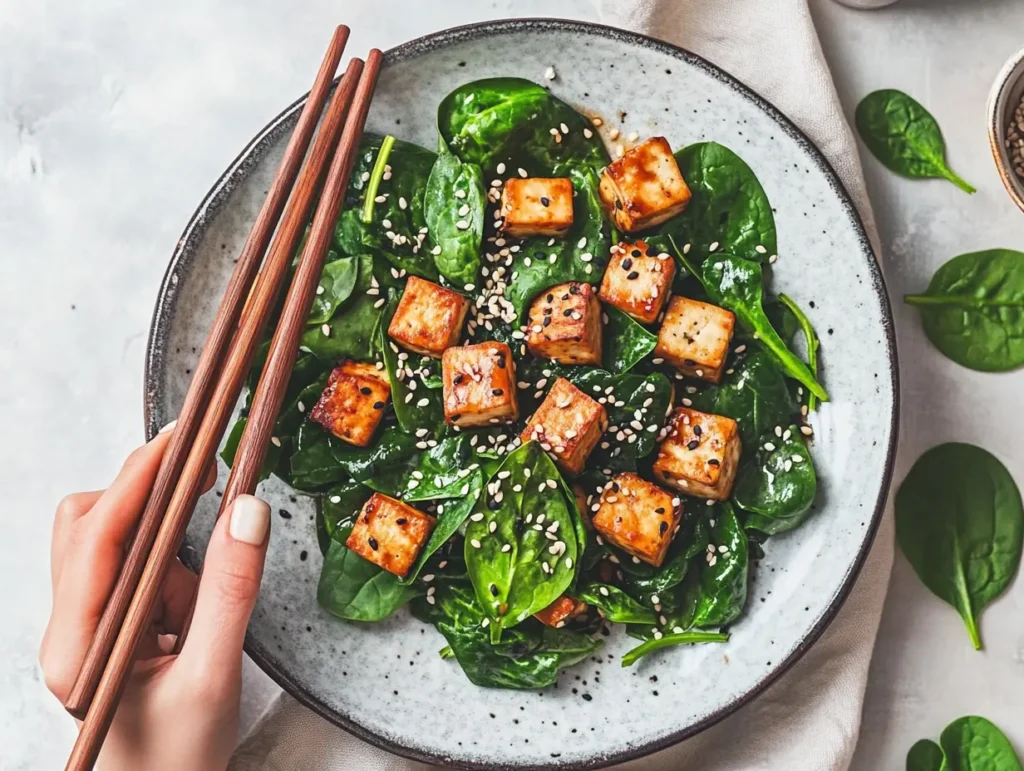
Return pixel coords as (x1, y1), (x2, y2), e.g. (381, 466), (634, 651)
(144, 17), (900, 771)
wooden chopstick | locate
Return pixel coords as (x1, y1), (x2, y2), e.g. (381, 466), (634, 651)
(62, 24), (350, 722)
(63, 49), (378, 771)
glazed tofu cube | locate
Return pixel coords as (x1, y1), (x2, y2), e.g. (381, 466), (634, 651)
(654, 296), (736, 383)
(526, 282), (602, 365)
(388, 276), (470, 358)
(345, 493), (435, 578)
(653, 407), (742, 500)
(441, 342), (519, 427)
(598, 137), (691, 232)
(520, 378), (607, 476)
(591, 472), (683, 567)
(535, 595), (588, 628)
(309, 361), (390, 447)
(500, 177), (574, 237)
(598, 240), (676, 324)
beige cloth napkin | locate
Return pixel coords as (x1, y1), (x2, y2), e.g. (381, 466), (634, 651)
(230, 2), (894, 768)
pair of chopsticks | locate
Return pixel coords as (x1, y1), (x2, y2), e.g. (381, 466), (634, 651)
(63, 26), (383, 771)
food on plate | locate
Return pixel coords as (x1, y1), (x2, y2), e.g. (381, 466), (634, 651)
(224, 77), (827, 687)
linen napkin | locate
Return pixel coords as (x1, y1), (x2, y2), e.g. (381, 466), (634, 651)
(230, 2), (894, 769)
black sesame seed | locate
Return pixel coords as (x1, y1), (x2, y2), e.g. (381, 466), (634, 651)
(708, 458), (721, 466)
(492, 388), (504, 396)
(454, 373), (464, 384)
(684, 359), (696, 366)
(561, 293), (570, 301)
(621, 258), (633, 270)
(451, 414), (461, 422)
(563, 308), (574, 317)
(631, 249), (641, 257)
(360, 386), (372, 395)
(687, 439), (700, 450)
(693, 425), (703, 437)
(541, 196), (550, 207)
(497, 356), (506, 368)
(300, 550), (308, 561)
(581, 693), (593, 702)
(543, 317), (552, 327)
(569, 284), (580, 295)
(626, 271), (639, 280)
(615, 199), (623, 210)
(543, 307), (553, 315)
(490, 584), (499, 596)
(368, 536), (379, 550)
(659, 521), (669, 534)
(488, 497), (501, 510)
(396, 517), (407, 525)
(655, 507), (665, 514)
(611, 481), (620, 492)
(373, 401), (385, 410)
(278, 509), (292, 519)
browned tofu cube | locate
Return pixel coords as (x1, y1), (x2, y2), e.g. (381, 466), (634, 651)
(598, 240), (676, 324)
(345, 493), (435, 578)
(526, 282), (602, 365)
(653, 407), (742, 500)
(500, 177), (574, 237)
(535, 595), (588, 628)
(598, 137), (691, 232)
(591, 472), (683, 567)
(388, 276), (470, 358)
(520, 378), (607, 476)
(654, 296), (736, 383)
(309, 361), (390, 447)
(441, 342), (519, 427)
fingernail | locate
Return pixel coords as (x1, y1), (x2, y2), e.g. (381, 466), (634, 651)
(159, 419), (178, 434)
(229, 494), (270, 546)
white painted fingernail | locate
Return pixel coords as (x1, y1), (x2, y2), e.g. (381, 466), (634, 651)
(158, 419), (178, 434)
(229, 495), (270, 546)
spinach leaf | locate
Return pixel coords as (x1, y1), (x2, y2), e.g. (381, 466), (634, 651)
(316, 482), (370, 556)
(576, 583), (656, 625)
(907, 740), (947, 771)
(464, 441), (578, 640)
(691, 503), (749, 629)
(423, 140), (486, 288)
(219, 416), (283, 484)
(904, 249), (1024, 372)
(695, 347), (795, 449)
(650, 142), (776, 266)
(621, 630), (730, 668)
(778, 293), (822, 411)
(317, 539), (423, 622)
(703, 255), (828, 401)
(299, 294), (382, 362)
(438, 77), (608, 175)
(940, 716), (1023, 771)
(379, 295), (445, 434)
(290, 421), (420, 492)
(618, 507), (711, 598)
(895, 443), (1023, 650)
(307, 254), (359, 325)
(403, 471), (485, 584)
(855, 89), (975, 194)
(603, 305), (657, 374)
(735, 425), (817, 535)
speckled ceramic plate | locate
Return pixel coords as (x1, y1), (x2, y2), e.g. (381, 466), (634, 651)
(145, 19), (898, 770)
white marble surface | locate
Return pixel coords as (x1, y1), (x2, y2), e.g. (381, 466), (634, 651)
(1, 1), (1021, 770)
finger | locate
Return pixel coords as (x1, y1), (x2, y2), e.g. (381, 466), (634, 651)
(51, 490), (103, 593)
(178, 495), (270, 692)
(157, 559), (199, 635)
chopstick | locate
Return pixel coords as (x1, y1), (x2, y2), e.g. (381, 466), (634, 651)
(62, 24), (350, 722)
(64, 43), (383, 771)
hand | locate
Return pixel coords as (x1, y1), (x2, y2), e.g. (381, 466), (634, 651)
(40, 426), (272, 771)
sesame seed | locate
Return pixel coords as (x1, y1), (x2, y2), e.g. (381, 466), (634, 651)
(456, 220), (469, 230)
(544, 65), (556, 80)
(471, 538), (482, 549)
(518, 167), (528, 178)
(800, 425), (814, 436)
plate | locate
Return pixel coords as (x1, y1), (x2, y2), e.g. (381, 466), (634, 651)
(145, 19), (898, 770)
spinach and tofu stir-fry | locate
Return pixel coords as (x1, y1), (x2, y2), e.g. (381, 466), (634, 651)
(224, 77), (827, 688)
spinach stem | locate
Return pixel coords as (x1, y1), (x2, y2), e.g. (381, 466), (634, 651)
(621, 631), (730, 667)
(361, 135), (396, 224)
(778, 294), (821, 412)
(943, 168), (977, 195)
(904, 294), (1021, 308)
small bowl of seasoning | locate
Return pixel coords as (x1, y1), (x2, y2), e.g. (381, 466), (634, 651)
(988, 46), (1024, 213)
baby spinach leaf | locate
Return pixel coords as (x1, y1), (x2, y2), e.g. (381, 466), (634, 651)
(855, 89), (975, 194)
(307, 254), (359, 325)
(576, 583), (656, 625)
(299, 294), (382, 362)
(703, 255), (828, 402)
(907, 739), (947, 771)
(317, 539), (423, 622)
(691, 503), (749, 629)
(379, 294), (445, 434)
(621, 630), (729, 668)
(405, 475), (483, 584)
(778, 293), (822, 411)
(291, 421), (420, 492)
(895, 443), (1023, 650)
(603, 305), (657, 374)
(618, 507), (711, 599)
(650, 142), (776, 266)
(464, 441), (577, 641)
(316, 481), (370, 556)
(220, 416), (283, 483)
(424, 140), (486, 288)
(735, 425), (817, 535)
(904, 249), (1024, 372)
(940, 716), (1023, 771)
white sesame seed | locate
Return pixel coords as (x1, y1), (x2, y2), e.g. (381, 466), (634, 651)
(471, 538), (482, 549)
(800, 425), (814, 436)
(544, 65), (556, 81)
(456, 220), (469, 230)
(518, 167), (528, 178)
(316, 285), (325, 296)
(583, 128), (593, 138)
(321, 324), (331, 336)
(627, 131), (639, 142)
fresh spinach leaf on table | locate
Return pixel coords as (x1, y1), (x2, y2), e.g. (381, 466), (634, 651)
(603, 305), (658, 374)
(904, 249), (1024, 372)
(895, 443), (1023, 650)
(735, 424), (817, 535)
(703, 254), (829, 402)
(423, 139), (486, 288)
(464, 441), (578, 641)
(317, 538), (423, 622)
(855, 89), (975, 194)
(576, 582), (656, 625)
(690, 502), (749, 629)
(940, 716), (1023, 771)
(906, 739), (947, 771)
(621, 630), (730, 668)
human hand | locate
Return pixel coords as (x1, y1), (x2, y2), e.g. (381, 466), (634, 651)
(40, 426), (271, 771)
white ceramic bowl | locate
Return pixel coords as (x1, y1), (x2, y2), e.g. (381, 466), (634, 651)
(987, 46), (1024, 213)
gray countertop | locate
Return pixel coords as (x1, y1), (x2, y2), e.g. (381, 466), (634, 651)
(1, 1), (1020, 769)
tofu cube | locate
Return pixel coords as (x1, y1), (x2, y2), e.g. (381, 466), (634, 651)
(535, 595), (588, 628)
(441, 342), (519, 427)
(598, 137), (691, 233)
(388, 276), (470, 358)
(345, 493), (435, 578)
(309, 361), (390, 447)
(520, 378), (608, 476)
(653, 407), (742, 500)
(500, 177), (574, 237)
(526, 282), (602, 365)
(654, 296), (736, 383)
(598, 240), (676, 324)
(591, 472), (683, 567)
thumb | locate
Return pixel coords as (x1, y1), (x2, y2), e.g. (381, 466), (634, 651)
(178, 494), (270, 687)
